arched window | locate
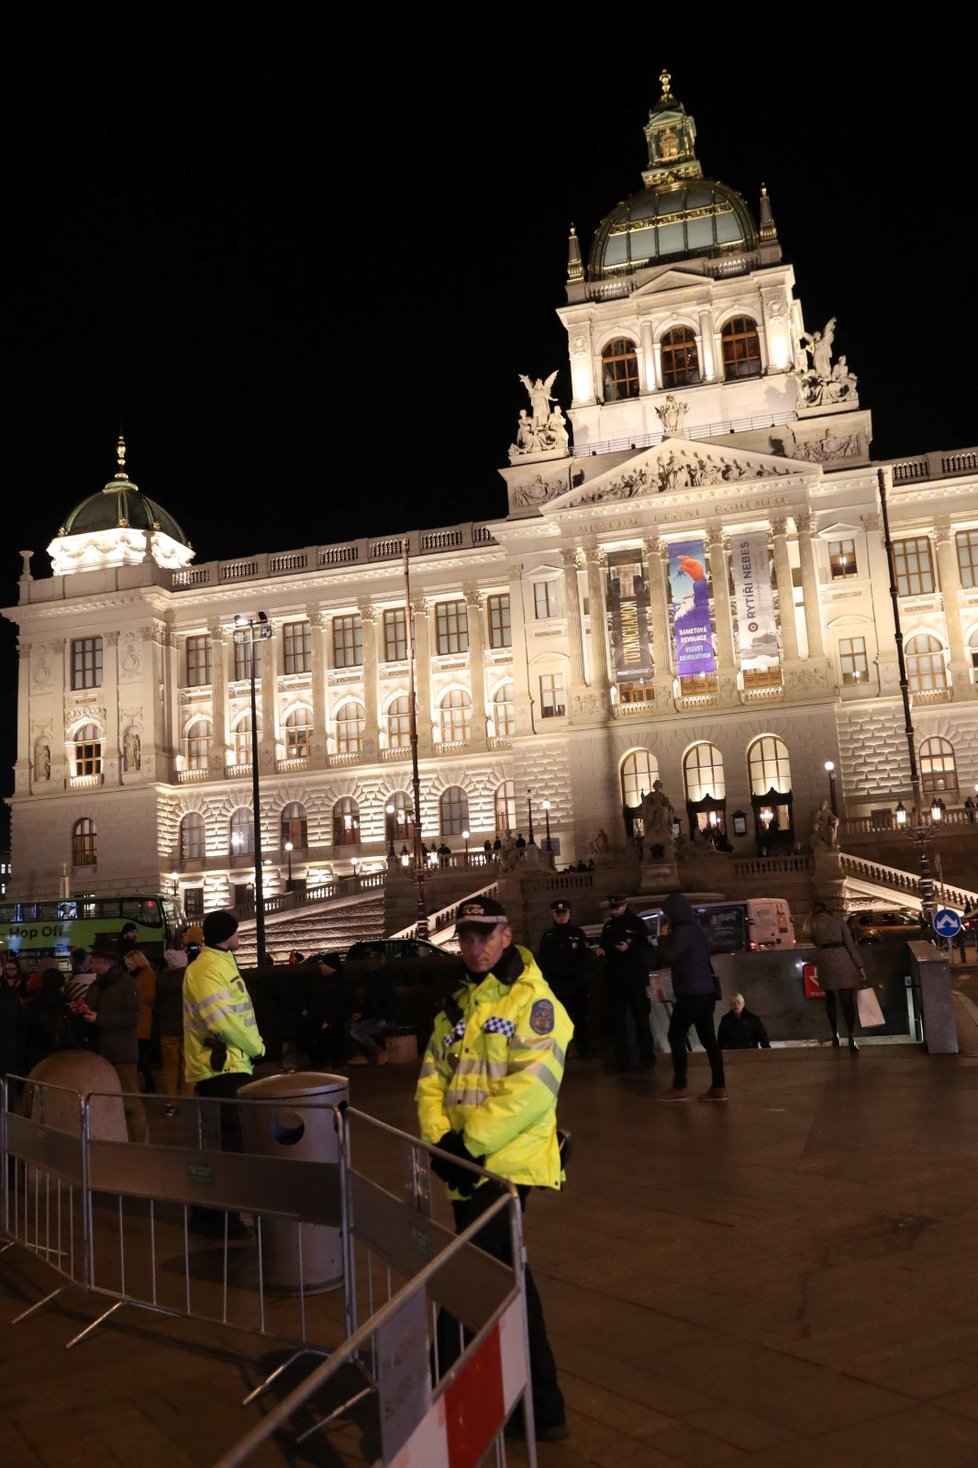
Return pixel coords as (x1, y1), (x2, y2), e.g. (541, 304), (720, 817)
(919, 737), (958, 793)
(385, 791), (413, 845)
(492, 682), (515, 738)
(230, 807), (255, 856)
(495, 780), (516, 836)
(186, 719), (212, 770)
(721, 316), (762, 380)
(906, 633), (947, 693)
(439, 689), (472, 744)
(440, 786), (469, 837)
(281, 801), (308, 850)
(74, 723), (102, 778)
(180, 812), (206, 861)
(387, 695), (411, 750)
(335, 702), (365, 755)
(601, 337), (640, 401)
(620, 750), (658, 812)
(660, 326), (700, 388)
(232, 714), (256, 767)
(684, 743), (725, 801)
(284, 708), (312, 760)
(72, 817), (96, 867)
(748, 736), (791, 794)
(333, 796), (360, 846)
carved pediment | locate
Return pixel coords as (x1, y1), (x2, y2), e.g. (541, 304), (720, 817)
(628, 266), (713, 297)
(550, 438), (807, 511)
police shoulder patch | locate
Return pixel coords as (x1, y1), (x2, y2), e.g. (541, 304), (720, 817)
(529, 999), (555, 1035)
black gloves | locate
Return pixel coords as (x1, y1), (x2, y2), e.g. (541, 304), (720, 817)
(203, 1035), (228, 1072)
(430, 1130), (485, 1195)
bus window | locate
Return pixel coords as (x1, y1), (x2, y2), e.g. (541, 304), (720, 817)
(694, 903), (747, 954)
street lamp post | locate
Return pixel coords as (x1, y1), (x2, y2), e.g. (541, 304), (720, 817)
(462, 828), (470, 865)
(526, 790), (536, 846)
(234, 610), (272, 965)
(386, 802), (396, 860)
(824, 761), (838, 817)
(542, 799), (552, 851)
(284, 840), (293, 891)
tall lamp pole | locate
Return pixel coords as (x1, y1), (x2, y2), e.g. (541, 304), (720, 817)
(402, 541), (429, 939)
(234, 610), (272, 963)
(284, 841), (294, 891)
(824, 761), (838, 817)
(878, 468), (939, 922)
(527, 790), (536, 846)
(542, 798), (552, 851)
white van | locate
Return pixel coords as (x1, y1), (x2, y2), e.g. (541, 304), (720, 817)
(743, 897), (795, 949)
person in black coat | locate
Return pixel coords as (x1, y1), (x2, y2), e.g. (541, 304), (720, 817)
(599, 896), (655, 1072)
(536, 900), (592, 1059)
(717, 994), (771, 1050)
(652, 893), (727, 1101)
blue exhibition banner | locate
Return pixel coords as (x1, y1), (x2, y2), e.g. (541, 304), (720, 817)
(669, 538), (715, 675)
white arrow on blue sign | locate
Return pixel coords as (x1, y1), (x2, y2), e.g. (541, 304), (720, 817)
(933, 908), (963, 938)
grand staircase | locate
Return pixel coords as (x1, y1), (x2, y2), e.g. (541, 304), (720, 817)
(234, 891), (386, 967)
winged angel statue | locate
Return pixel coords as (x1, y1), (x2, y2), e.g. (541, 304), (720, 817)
(518, 371), (559, 427)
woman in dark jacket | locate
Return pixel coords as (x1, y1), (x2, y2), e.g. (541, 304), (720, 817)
(21, 968), (73, 1073)
(653, 893), (727, 1102)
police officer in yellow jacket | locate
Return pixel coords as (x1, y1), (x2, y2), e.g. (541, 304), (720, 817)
(183, 909), (265, 1236)
(416, 896), (572, 1443)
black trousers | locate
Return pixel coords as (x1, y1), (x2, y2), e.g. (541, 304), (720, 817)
(612, 976), (654, 1067)
(192, 1071), (249, 1223)
(436, 1182), (565, 1433)
(552, 980), (592, 1059)
(668, 994), (724, 1088)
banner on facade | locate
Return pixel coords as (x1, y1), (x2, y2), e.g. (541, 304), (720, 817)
(731, 532), (779, 668)
(668, 539), (715, 675)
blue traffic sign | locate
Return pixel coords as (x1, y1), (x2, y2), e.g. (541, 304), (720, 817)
(933, 908), (963, 938)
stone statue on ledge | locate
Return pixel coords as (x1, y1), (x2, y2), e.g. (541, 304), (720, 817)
(640, 780), (676, 860)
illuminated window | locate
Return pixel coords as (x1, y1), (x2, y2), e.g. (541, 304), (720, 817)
(281, 801), (308, 849)
(72, 818), (97, 867)
(232, 714), (255, 766)
(893, 538), (935, 596)
(956, 529), (978, 588)
(71, 637), (102, 691)
(721, 316), (761, 380)
(233, 636), (253, 682)
(906, 633), (946, 692)
(332, 615), (363, 668)
(333, 797), (360, 846)
(180, 812), (206, 861)
(186, 635), (211, 686)
(385, 792), (412, 845)
(387, 695), (411, 748)
(185, 719), (212, 769)
(495, 780), (516, 835)
(539, 673), (565, 718)
(621, 750), (658, 810)
(335, 702), (365, 755)
(435, 602), (468, 655)
(748, 736), (791, 794)
(230, 807), (255, 856)
(828, 539), (858, 578)
(440, 786), (469, 837)
(839, 637), (869, 686)
(534, 580), (561, 620)
(919, 736), (957, 793)
(660, 326), (700, 388)
(487, 594), (512, 648)
(383, 608), (407, 662)
(492, 682), (515, 736)
(284, 708), (312, 759)
(439, 689), (472, 743)
(73, 723), (102, 777)
(601, 337), (639, 401)
(683, 743), (725, 801)
(283, 622), (311, 674)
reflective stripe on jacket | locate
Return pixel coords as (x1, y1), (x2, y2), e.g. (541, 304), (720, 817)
(415, 945), (572, 1191)
(183, 945), (264, 1084)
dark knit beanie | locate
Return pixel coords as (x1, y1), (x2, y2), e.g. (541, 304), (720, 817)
(203, 910), (239, 947)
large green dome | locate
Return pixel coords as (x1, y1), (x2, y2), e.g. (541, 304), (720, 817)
(57, 437), (190, 547)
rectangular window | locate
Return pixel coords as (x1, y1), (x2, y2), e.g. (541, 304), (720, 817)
(435, 601), (468, 656)
(486, 594), (512, 649)
(233, 637), (253, 682)
(383, 608), (407, 662)
(839, 636), (869, 686)
(957, 529), (978, 589)
(332, 615), (363, 668)
(828, 539), (858, 578)
(893, 537), (935, 596)
(539, 672), (565, 718)
(71, 637), (102, 691)
(186, 635), (211, 686)
(534, 580), (561, 620)
(282, 621), (311, 675)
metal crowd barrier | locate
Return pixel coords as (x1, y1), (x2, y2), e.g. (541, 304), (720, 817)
(0, 1078), (535, 1464)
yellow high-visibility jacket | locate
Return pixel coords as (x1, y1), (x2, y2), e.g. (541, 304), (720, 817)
(416, 945), (572, 1191)
(183, 944), (265, 1085)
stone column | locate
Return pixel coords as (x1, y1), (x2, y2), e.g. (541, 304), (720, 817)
(644, 536), (674, 705)
(640, 319), (657, 393)
(509, 574), (533, 735)
(258, 622), (277, 775)
(707, 528), (739, 707)
(934, 519), (971, 697)
(584, 545), (611, 702)
(795, 512), (825, 657)
(697, 307), (716, 381)
(862, 511), (896, 696)
(17, 641), (32, 796)
(770, 516), (799, 662)
(359, 601), (379, 758)
(465, 587), (487, 749)
(208, 625), (229, 772)
(561, 547), (587, 687)
(103, 631), (121, 783)
(410, 598), (433, 755)
(308, 607), (329, 767)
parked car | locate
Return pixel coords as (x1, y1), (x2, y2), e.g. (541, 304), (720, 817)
(345, 937), (458, 962)
(846, 909), (922, 944)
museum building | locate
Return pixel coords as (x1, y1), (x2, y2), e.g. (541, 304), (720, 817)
(4, 73), (977, 912)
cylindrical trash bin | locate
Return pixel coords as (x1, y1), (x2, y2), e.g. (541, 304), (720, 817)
(238, 1070), (348, 1293)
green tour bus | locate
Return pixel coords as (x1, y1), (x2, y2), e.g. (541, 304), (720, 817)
(0, 894), (187, 971)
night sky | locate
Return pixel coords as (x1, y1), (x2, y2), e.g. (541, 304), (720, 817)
(2, 29), (973, 824)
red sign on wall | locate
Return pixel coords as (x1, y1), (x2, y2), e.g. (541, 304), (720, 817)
(802, 962), (825, 999)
